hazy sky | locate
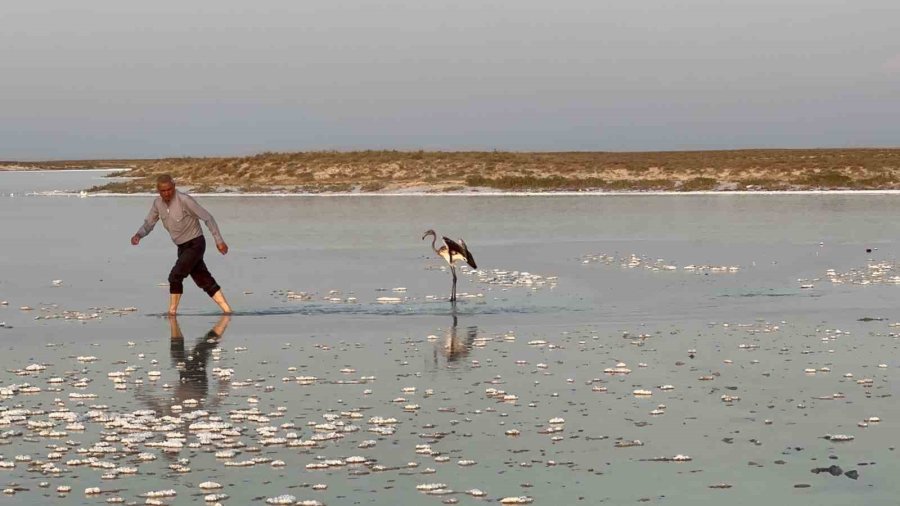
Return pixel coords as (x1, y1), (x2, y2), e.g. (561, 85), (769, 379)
(2, 0), (898, 159)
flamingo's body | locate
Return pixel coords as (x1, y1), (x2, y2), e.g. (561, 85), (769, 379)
(422, 229), (477, 302)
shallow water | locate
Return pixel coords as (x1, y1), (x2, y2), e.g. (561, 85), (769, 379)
(2, 171), (900, 504)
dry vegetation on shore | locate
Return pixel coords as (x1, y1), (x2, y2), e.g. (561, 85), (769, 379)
(7, 149), (900, 193)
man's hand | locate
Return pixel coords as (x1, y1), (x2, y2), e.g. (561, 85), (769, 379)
(217, 242), (229, 255)
(131, 234), (141, 246)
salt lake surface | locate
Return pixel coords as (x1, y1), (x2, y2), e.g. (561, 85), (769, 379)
(2, 170), (900, 504)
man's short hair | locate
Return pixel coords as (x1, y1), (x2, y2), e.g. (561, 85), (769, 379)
(156, 174), (175, 185)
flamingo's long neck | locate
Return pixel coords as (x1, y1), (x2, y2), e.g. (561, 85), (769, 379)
(431, 234), (439, 254)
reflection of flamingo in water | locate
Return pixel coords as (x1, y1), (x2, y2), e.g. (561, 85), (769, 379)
(133, 315), (231, 461)
(422, 230), (477, 302)
(435, 313), (478, 364)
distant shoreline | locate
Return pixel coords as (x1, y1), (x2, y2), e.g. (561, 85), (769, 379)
(5, 148), (900, 193)
(0, 168), (130, 173)
(28, 188), (900, 198)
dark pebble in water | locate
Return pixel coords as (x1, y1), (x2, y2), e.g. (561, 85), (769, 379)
(828, 455), (838, 460)
(811, 465), (843, 476)
(774, 460), (786, 465)
(794, 484), (811, 488)
(845, 470), (859, 480)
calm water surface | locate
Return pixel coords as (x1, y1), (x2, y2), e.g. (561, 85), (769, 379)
(1, 171), (900, 505)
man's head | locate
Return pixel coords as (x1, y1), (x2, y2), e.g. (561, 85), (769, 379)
(156, 174), (176, 203)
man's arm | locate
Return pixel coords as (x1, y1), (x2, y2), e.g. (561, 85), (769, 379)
(182, 194), (226, 249)
(132, 203), (160, 244)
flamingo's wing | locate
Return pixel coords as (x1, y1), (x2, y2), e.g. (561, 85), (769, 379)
(458, 238), (477, 269)
(443, 236), (477, 269)
(442, 237), (463, 259)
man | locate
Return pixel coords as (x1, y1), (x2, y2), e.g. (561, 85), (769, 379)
(131, 174), (232, 315)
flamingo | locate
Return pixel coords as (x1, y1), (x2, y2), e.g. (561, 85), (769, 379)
(422, 229), (477, 302)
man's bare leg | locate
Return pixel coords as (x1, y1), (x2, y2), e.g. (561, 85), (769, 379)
(168, 294), (182, 315)
(211, 290), (233, 314)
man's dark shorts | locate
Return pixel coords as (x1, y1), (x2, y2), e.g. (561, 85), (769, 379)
(168, 235), (220, 296)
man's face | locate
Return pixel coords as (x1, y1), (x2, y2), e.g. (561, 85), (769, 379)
(157, 181), (175, 203)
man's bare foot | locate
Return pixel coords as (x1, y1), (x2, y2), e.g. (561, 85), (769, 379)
(167, 310), (178, 316)
(211, 290), (232, 314)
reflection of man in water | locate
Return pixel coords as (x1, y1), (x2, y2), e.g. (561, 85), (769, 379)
(135, 315), (231, 419)
(169, 315), (230, 405)
(438, 314), (478, 363)
(133, 315), (231, 463)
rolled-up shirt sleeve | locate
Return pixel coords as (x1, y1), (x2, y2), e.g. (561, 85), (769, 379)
(135, 203), (160, 238)
(182, 194), (224, 244)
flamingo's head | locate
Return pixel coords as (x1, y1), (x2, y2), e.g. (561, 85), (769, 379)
(422, 229), (436, 240)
